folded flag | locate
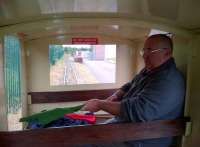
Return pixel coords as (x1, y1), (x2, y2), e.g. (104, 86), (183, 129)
(65, 113), (96, 124)
(20, 104), (84, 126)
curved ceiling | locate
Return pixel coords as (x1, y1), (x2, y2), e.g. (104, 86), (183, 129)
(0, 0), (199, 40)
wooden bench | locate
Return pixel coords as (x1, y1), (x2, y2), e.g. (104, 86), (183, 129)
(0, 118), (189, 147)
(9, 90), (188, 147)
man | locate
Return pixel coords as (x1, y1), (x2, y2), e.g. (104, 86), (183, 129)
(81, 34), (185, 147)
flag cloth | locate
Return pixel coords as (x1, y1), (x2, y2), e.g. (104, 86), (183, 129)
(20, 105), (84, 126)
(65, 113), (96, 124)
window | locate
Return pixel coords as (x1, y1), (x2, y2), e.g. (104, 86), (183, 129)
(49, 44), (116, 86)
(38, 0), (117, 14)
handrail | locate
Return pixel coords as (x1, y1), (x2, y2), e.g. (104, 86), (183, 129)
(28, 89), (117, 104)
(0, 118), (189, 147)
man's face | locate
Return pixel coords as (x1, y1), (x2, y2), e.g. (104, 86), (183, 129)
(142, 37), (169, 70)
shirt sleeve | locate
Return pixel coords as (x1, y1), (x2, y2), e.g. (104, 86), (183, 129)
(120, 75), (185, 122)
(120, 82), (132, 92)
(120, 74), (139, 92)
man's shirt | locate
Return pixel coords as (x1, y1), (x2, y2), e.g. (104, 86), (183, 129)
(116, 58), (185, 146)
(120, 58), (185, 122)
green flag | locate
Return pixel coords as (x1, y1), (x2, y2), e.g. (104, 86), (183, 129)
(20, 105), (84, 126)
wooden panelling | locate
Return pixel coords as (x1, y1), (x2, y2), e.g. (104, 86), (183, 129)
(0, 119), (188, 147)
(29, 89), (117, 104)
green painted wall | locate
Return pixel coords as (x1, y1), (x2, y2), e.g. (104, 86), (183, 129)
(183, 35), (200, 147)
(173, 36), (190, 77)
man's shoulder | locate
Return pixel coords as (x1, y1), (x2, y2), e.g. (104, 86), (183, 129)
(167, 66), (185, 81)
(152, 65), (185, 84)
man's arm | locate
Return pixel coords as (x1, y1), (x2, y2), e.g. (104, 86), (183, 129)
(81, 82), (132, 115)
(106, 89), (125, 102)
(106, 81), (132, 102)
(81, 99), (121, 116)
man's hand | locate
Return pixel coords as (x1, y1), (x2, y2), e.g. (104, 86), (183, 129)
(81, 99), (102, 112)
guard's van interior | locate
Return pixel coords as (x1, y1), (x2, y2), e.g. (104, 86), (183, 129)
(0, 0), (199, 146)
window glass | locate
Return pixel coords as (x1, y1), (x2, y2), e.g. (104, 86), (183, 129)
(49, 44), (116, 86)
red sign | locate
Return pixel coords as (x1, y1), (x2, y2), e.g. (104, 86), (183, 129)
(72, 38), (98, 45)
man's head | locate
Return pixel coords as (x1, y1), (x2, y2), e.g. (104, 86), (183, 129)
(142, 34), (173, 70)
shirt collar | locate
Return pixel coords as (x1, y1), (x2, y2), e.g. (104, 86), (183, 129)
(144, 57), (175, 75)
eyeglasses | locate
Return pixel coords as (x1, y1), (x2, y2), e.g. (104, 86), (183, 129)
(140, 48), (166, 56)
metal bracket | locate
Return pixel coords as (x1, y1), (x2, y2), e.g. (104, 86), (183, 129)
(28, 95), (32, 104)
(185, 121), (192, 136)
